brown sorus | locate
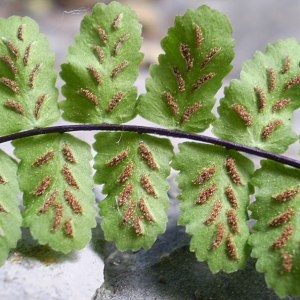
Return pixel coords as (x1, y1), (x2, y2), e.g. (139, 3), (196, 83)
(87, 66), (102, 85)
(51, 203), (63, 231)
(62, 164), (79, 189)
(117, 161), (134, 183)
(106, 148), (129, 166)
(254, 86), (266, 112)
(231, 103), (253, 126)
(91, 45), (104, 63)
(62, 144), (76, 163)
(267, 67), (276, 92)
(0, 77), (20, 94)
(281, 251), (293, 273)
(138, 142), (159, 170)
(193, 164), (216, 185)
(192, 72), (215, 91)
(29, 64), (41, 89)
(113, 33), (130, 56)
(261, 119), (282, 139)
(225, 157), (242, 185)
(141, 174), (157, 198)
(0, 203), (7, 213)
(132, 217), (144, 236)
(269, 207), (295, 227)
(210, 222), (225, 250)
(63, 219), (74, 237)
(204, 199), (222, 225)
(139, 198), (154, 222)
(32, 151), (54, 167)
(284, 75), (300, 90)
(121, 201), (136, 225)
(180, 43), (193, 70)
(201, 47), (221, 68)
(34, 94), (46, 120)
(181, 102), (202, 123)
(281, 56), (291, 74)
(79, 88), (99, 106)
(272, 223), (294, 250)
(23, 43), (32, 66)
(0, 54), (17, 75)
(0, 176), (5, 184)
(196, 183), (217, 204)
(3, 39), (19, 58)
(4, 99), (25, 115)
(96, 26), (108, 44)
(273, 186), (300, 202)
(112, 13), (123, 29)
(117, 183), (133, 206)
(225, 185), (238, 209)
(194, 24), (204, 48)
(17, 25), (24, 41)
(38, 190), (58, 214)
(226, 234), (239, 260)
(33, 175), (51, 196)
(162, 91), (179, 115)
(64, 189), (82, 215)
(272, 98), (291, 113)
(111, 60), (128, 79)
(173, 67), (185, 92)
(227, 209), (239, 233)
(107, 91), (125, 112)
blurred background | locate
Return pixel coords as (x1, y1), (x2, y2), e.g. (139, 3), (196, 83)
(1, 0), (300, 79)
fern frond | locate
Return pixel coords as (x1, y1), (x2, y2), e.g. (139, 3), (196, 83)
(213, 39), (300, 153)
(0, 16), (59, 135)
(172, 143), (254, 272)
(0, 150), (21, 265)
(60, 1), (143, 123)
(138, 5), (234, 132)
(93, 132), (173, 251)
(249, 160), (300, 297)
(13, 134), (96, 253)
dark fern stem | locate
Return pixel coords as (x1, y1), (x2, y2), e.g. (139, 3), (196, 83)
(1, 124), (299, 169)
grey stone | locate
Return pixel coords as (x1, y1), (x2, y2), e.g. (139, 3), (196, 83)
(0, 228), (104, 300)
(93, 213), (299, 300)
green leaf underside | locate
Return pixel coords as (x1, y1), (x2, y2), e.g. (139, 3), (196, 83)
(138, 5), (234, 132)
(0, 150), (21, 265)
(213, 39), (300, 153)
(0, 5), (299, 300)
(249, 160), (300, 297)
(93, 132), (173, 251)
(13, 134), (96, 254)
(60, 1), (143, 124)
(0, 16), (59, 135)
(172, 143), (254, 273)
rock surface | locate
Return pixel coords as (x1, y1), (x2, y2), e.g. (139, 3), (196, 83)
(92, 198), (299, 300)
(0, 228), (104, 300)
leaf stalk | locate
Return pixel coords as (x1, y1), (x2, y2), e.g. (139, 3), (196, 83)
(0, 124), (299, 169)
